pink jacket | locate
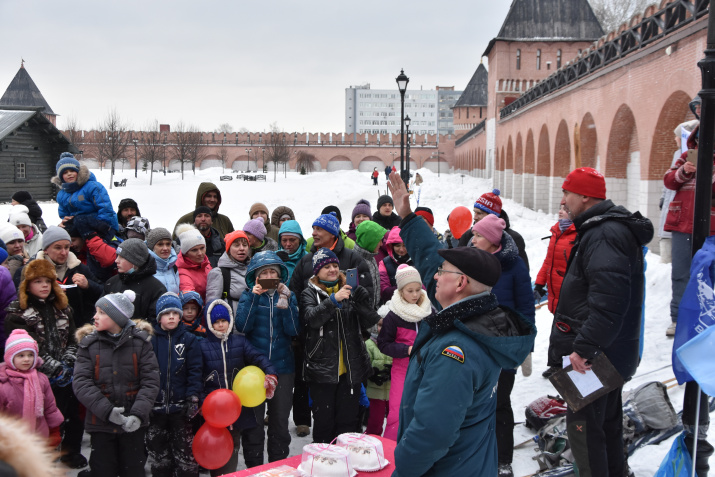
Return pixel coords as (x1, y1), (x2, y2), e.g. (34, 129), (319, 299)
(176, 252), (212, 301)
(0, 363), (63, 437)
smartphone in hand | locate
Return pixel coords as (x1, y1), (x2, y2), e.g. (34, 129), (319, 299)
(257, 278), (280, 289)
(346, 268), (358, 289)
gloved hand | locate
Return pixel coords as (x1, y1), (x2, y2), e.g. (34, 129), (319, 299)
(659, 197), (665, 210)
(368, 367), (386, 386)
(276, 283), (291, 310)
(61, 348), (77, 367)
(533, 284), (546, 303)
(48, 426), (62, 448)
(39, 356), (64, 379)
(351, 285), (369, 305)
(92, 218), (112, 237)
(49, 364), (73, 388)
(69, 215), (96, 239)
(122, 415), (141, 433)
(185, 396), (200, 420)
(521, 352), (533, 377)
(108, 407), (128, 426)
(264, 374), (278, 400)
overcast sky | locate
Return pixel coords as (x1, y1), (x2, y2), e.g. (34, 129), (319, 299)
(0, 1), (511, 133)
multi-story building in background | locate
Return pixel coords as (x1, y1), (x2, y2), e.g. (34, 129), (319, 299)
(345, 84), (462, 136)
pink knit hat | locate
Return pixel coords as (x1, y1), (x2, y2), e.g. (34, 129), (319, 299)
(396, 264), (422, 290)
(472, 213), (506, 247)
(4, 329), (38, 370)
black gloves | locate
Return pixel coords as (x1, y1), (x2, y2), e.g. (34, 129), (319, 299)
(351, 285), (369, 305)
(368, 365), (392, 386)
(533, 284), (546, 303)
(185, 396), (200, 420)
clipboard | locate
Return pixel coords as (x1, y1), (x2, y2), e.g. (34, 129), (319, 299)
(548, 353), (624, 412)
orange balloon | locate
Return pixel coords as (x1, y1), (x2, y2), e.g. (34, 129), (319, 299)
(448, 206), (473, 239)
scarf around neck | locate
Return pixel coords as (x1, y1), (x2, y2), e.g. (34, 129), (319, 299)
(4, 359), (45, 425)
(388, 289), (433, 323)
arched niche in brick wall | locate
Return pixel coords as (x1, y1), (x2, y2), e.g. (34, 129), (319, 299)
(524, 129), (536, 208)
(506, 137), (514, 170)
(554, 120), (571, 178)
(579, 113), (598, 169)
(605, 104), (639, 180)
(515, 133), (524, 174)
(537, 125), (550, 176)
(514, 133), (524, 203)
(649, 90), (692, 180)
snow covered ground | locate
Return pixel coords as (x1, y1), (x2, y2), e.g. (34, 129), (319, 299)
(3, 166), (704, 476)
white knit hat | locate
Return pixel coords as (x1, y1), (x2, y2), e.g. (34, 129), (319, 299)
(176, 224), (206, 255)
(0, 224), (25, 244)
(396, 264), (422, 290)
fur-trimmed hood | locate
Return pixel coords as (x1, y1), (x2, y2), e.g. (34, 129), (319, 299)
(50, 164), (92, 192)
(75, 318), (153, 343)
(19, 259), (68, 310)
(0, 413), (64, 476)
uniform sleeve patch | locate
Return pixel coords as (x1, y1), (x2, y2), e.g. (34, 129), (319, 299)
(442, 345), (464, 363)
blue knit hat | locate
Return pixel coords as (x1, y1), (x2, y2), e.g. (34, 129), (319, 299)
(180, 290), (204, 309)
(312, 211), (340, 238)
(56, 152), (80, 180)
(156, 292), (183, 321)
(312, 247), (340, 276)
(206, 299), (232, 325)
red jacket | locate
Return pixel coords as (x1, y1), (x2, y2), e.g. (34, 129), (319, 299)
(176, 252), (212, 301)
(664, 126), (715, 235)
(535, 221), (577, 313)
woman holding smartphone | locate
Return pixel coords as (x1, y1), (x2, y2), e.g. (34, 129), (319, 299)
(235, 251), (301, 466)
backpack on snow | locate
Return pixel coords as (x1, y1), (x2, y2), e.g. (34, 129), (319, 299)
(525, 395), (568, 431)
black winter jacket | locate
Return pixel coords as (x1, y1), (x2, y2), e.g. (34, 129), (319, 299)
(547, 200), (653, 380)
(73, 320), (160, 433)
(300, 275), (380, 385)
(371, 211), (401, 231)
(102, 256), (167, 322)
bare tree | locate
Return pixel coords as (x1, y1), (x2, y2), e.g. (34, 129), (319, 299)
(172, 122), (205, 180)
(218, 143), (229, 173)
(295, 151), (316, 174)
(217, 123), (233, 134)
(264, 124), (292, 182)
(588, 0), (649, 33)
(140, 121), (164, 185)
(63, 115), (84, 151)
(95, 109), (130, 189)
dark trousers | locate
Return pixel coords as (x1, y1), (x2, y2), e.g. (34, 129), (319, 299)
(671, 231), (693, 322)
(210, 425), (242, 477)
(683, 381), (714, 477)
(146, 412), (198, 477)
(292, 340), (311, 427)
(89, 428), (148, 477)
(567, 386), (624, 477)
(496, 370), (515, 464)
(241, 373), (294, 466)
(366, 398), (388, 436)
(372, 176), (378, 185)
(53, 384), (85, 456)
(310, 375), (360, 443)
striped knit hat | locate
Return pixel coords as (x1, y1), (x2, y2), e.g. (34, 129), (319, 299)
(4, 329), (38, 370)
(56, 152), (81, 180)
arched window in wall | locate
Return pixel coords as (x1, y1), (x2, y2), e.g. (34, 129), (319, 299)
(557, 49), (562, 68)
(516, 49), (521, 70)
(536, 49), (541, 70)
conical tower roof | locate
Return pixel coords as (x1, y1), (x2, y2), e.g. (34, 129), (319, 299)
(0, 64), (55, 115)
(454, 63), (488, 108)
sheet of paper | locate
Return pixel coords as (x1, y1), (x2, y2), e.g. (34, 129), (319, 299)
(567, 369), (604, 397)
(562, 356), (571, 368)
(59, 284), (77, 289)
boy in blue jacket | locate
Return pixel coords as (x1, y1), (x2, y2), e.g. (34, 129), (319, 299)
(236, 251), (300, 465)
(200, 299), (277, 476)
(148, 292), (202, 477)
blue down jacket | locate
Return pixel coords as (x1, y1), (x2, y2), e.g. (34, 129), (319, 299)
(52, 164), (120, 231)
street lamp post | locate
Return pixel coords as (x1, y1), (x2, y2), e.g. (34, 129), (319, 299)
(261, 147), (266, 172)
(245, 148), (252, 172)
(133, 139), (138, 178)
(405, 115), (412, 186)
(432, 151), (445, 177)
(162, 137), (167, 176)
(396, 69), (409, 184)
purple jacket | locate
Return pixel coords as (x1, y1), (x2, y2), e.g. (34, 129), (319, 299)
(0, 363), (64, 437)
(0, 267), (18, 353)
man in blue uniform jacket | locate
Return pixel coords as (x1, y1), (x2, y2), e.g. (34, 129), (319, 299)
(387, 172), (537, 477)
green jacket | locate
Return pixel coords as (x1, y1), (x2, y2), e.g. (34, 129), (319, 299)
(305, 230), (355, 252)
(365, 338), (391, 400)
(173, 182), (235, 239)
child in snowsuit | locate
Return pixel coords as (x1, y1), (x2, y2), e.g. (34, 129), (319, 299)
(377, 265), (433, 441)
(365, 317), (392, 436)
(200, 299), (277, 476)
(52, 152), (120, 233)
(148, 292), (202, 477)
(72, 291), (160, 476)
(3, 258), (85, 467)
(0, 329), (64, 446)
(236, 251), (300, 465)
(181, 291), (206, 338)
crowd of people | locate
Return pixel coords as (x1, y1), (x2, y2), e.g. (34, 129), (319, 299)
(0, 128), (709, 477)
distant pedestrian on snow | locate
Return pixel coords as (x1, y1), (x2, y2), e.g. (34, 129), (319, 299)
(372, 167), (379, 185)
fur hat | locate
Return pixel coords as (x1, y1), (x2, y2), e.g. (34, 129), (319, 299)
(41, 226), (71, 250)
(175, 224), (206, 255)
(396, 264), (422, 290)
(0, 224), (24, 245)
(56, 152), (80, 180)
(19, 259), (68, 310)
(146, 227), (172, 251)
(244, 217), (267, 241)
(4, 329), (39, 370)
(474, 189), (502, 216)
(312, 247), (340, 276)
(562, 167), (607, 200)
(117, 238), (149, 268)
(156, 292), (183, 321)
(249, 203), (269, 219)
(312, 212), (340, 238)
(351, 199), (372, 223)
(472, 213), (506, 247)
(95, 290), (136, 328)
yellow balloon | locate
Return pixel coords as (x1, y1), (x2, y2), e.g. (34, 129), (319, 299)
(232, 366), (266, 407)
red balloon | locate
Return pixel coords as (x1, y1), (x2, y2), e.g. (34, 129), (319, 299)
(192, 423), (234, 469)
(203, 389), (242, 428)
(448, 206), (473, 239)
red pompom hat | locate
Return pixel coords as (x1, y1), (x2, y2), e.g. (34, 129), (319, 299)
(562, 167), (607, 199)
(474, 189), (502, 216)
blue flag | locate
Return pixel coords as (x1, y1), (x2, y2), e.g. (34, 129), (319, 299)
(672, 235), (715, 384)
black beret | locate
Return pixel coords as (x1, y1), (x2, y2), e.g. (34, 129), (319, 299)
(193, 206), (213, 220)
(437, 247), (501, 287)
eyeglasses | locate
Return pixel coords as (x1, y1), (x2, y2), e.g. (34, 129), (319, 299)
(436, 267), (466, 277)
